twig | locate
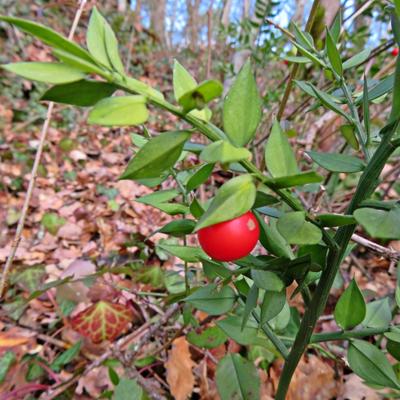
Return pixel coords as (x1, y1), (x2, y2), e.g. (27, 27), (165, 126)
(0, 0), (88, 298)
(351, 232), (400, 260)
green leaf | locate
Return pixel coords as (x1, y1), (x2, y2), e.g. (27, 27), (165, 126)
(179, 80), (223, 112)
(195, 174), (256, 231)
(354, 207), (400, 239)
(306, 151), (365, 173)
(334, 279), (366, 330)
(283, 55), (311, 64)
(330, 12), (341, 43)
(340, 124), (359, 150)
(363, 77), (370, 144)
(120, 131), (190, 180)
(317, 214), (356, 227)
(277, 212), (322, 245)
(157, 244), (207, 262)
(325, 29), (343, 75)
(265, 120), (298, 178)
(88, 96), (148, 126)
(2, 62), (85, 84)
(363, 298), (392, 329)
(184, 284), (236, 315)
(348, 340), (400, 390)
(136, 190), (188, 215)
(251, 270), (284, 292)
(11, 266), (45, 293)
(241, 284), (259, 330)
(255, 214), (294, 259)
(263, 171), (323, 189)
(186, 163), (214, 192)
(223, 59), (262, 146)
(159, 219), (196, 236)
(343, 48), (371, 70)
(41, 80), (116, 106)
(260, 289), (286, 325)
(0, 16), (94, 63)
(187, 326), (227, 349)
(190, 197), (205, 218)
(310, 84), (350, 120)
(0, 351), (15, 383)
(51, 341), (82, 372)
(104, 22), (124, 74)
(216, 354), (260, 400)
(173, 60), (197, 101)
(200, 140), (252, 164)
(86, 7), (112, 69)
(125, 77), (164, 101)
(41, 212), (66, 235)
(114, 379), (143, 400)
(253, 191), (279, 208)
(292, 23), (314, 50)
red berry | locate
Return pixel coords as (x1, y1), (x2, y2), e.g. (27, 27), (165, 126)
(284, 60), (289, 65)
(197, 211), (260, 262)
(392, 48), (399, 56)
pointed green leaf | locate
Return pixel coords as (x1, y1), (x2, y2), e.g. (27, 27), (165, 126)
(195, 174), (256, 231)
(179, 80), (223, 112)
(263, 171), (323, 188)
(325, 28), (343, 76)
(158, 244), (207, 262)
(334, 279), (366, 330)
(260, 289), (286, 325)
(223, 59), (262, 146)
(200, 140), (252, 164)
(104, 22), (124, 74)
(186, 163), (214, 192)
(277, 212), (322, 245)
(173, 60), (197, 101)
(241, 284), (259, 330)
(306, 151), (365, 173)
(185, 284), (236, 315)
(216, 354), (260, 400)
(2, 62), (85, 84)
(251, 270), (284, 292)
(354, 207), (400, 239)
(343, 48), (371, 70)
(88, 95), (148, 126)
(340, 124), (359, 150)
(363, 298), (392, 329)
(120, 131), (190, 180)
(265, 120), (298, 178)
(41, 80), (116, 106)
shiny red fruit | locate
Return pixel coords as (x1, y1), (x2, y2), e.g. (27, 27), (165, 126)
(197, 211), (260, 262)
(392, 48), (399, 56)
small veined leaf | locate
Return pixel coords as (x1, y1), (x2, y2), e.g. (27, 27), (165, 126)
(41, 80), (116, 106)
(173, 60), (197, 101)
(178, 80), (223, 112)
(348, 340), (400, 390)
(363, 298), (392, 329)
(334, 279), (366, 330)
(317, 214), (356, 227)
(86, 7), (112, 69)
(251, 270), (284, 292)
(104, 22), (124, 74)
(187, 326), (227, 349)
(263, 171), (323, 189)
(343, 48), (371, 70)
(200, 140), (252, 164)
(0, 16), (94, 63)
(184, 284), (236, 315)
(88, 96), (148, 126)
(186, 163), (214, 192)
(340, 124), (359, 150)
(241, 284), (259, 330)
(260, 289), (286, 325)
(157, 244), (207, 262)
(2, 62), (86, 84)
(195, 174), (256, 231)
(223, 59), (262, 147)
(120, 131), (191, 180)
(306, 151), (365, 173)
(277, 212), (322, 245)
(216, 354), (260, 400)
(265, 120), (298, 178)
(70, 301), (133, 343)
(325, 28), (343, 76)
(354, 207), (400, 239)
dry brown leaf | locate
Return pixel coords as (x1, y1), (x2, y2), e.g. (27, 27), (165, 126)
(0, 333), (30, 348)
(339, 374), (381, 400)
(165, 336), (195, 400)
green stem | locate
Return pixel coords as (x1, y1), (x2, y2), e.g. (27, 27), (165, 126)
(252, 310), (290, 359)
(275, 120), (399, 399)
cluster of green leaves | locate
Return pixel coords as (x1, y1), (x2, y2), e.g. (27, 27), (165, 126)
(2, 5), (400, 397)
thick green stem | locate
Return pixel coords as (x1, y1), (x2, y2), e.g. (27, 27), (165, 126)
(275, 121), (399, 400)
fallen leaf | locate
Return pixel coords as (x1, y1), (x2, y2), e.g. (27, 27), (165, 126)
(0, 333), (30, 348)
(165, 336), (195, 400)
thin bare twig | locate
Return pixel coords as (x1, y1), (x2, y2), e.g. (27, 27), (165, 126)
(0, 0), (88, 298)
